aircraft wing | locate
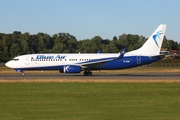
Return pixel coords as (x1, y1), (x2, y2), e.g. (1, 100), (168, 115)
(79, 47), (127, 68)
(80, 58), (114, 66)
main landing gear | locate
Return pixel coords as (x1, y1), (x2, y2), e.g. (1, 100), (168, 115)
(83, 69), (92, 76)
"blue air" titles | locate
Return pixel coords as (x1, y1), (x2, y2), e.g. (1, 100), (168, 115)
(35, 55), (66, 59)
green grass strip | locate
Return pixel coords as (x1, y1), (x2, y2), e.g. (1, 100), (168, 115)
(0, 82), (180, 120)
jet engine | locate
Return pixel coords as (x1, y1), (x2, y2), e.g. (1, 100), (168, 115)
(63, 65), (81, 73)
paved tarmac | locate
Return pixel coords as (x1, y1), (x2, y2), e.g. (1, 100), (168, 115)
(0, 73), (180, 80)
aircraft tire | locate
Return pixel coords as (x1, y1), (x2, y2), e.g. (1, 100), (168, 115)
(83, 72), (92, 76)
(88, 72), (92, 76)
(21, 73), (25, 76)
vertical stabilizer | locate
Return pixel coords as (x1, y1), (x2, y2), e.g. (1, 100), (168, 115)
(129, 24), (166, 55)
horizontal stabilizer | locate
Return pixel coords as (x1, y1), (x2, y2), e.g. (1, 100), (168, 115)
(150, 54), (165, 59)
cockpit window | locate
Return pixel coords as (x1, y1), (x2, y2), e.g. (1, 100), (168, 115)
(12, 59), (19, 61)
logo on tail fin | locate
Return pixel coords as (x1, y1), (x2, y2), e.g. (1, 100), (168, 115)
(153, 30), (163, 47)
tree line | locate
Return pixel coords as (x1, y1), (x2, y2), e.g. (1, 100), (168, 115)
(0, 31), (179, 63)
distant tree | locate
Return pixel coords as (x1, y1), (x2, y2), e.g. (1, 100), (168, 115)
(168, 40), (179, 50)
(90, 36), (102, 53)
(161, 36), (171, 50)
(108, 41), (119, 53)
(113, 36), (117, 41)
(20, 32), (30, 54)
(118, 34), (127, 49)
(101, 39), (111, 53)
(28, 35), (39, 53)
(51, 34), (64, 53)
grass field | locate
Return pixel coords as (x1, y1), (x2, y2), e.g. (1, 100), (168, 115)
(1, 65), (180, 119)
(0, 82), (180, 120)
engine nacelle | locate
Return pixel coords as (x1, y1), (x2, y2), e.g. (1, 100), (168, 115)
(63, 65), (81, 73)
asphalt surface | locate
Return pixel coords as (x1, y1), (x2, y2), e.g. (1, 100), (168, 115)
(0, 73), (180, 80)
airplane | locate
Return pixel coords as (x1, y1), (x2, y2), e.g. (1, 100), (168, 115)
(5, 24), (166, 76)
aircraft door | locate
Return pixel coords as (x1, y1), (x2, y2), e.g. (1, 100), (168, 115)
(25, 57), (30, 65)
(137, 56), (141, 64)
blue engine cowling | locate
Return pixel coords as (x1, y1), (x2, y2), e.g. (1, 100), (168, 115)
(63, 65), (81, 73)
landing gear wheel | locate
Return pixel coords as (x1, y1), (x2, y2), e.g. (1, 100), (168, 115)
(21, 73), (25, 76)
(83, 71), (92, 76)
(88, 72), (92, 76)
(83, 72), (87, 76)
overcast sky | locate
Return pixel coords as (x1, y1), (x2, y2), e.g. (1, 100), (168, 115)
(0, 0), (179, 42)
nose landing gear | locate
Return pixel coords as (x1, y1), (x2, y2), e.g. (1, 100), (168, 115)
(16, 69), (25, 76)
(21, 72), (25, 76)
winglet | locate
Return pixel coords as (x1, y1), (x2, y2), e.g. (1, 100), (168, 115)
(97, 50), (102, 53)
(116, 47), (127, 59)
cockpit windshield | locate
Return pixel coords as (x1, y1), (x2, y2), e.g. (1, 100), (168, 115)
(12, 59), (19, 61)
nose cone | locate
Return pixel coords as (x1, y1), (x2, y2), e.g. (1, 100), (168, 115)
(5, 61), (12, 68)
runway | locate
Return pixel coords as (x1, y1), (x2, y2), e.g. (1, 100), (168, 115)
(0, 73), (180, 80)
